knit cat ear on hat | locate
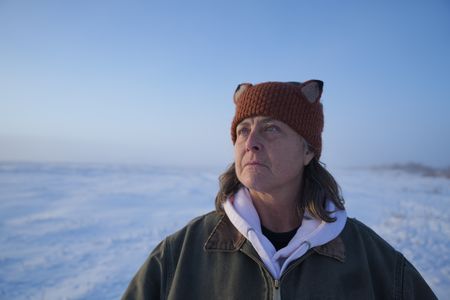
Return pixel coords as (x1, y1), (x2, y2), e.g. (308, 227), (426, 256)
(299, 80), (323, 103)
(233, 80), (323, 104)
(233, 83), (252, 104)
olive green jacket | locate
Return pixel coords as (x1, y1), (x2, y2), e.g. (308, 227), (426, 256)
(122, 211), (436, 300)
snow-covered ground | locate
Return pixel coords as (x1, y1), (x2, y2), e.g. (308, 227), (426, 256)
(0, 162), (448, 299)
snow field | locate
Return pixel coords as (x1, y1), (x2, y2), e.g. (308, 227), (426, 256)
(0, 163), (448, 299)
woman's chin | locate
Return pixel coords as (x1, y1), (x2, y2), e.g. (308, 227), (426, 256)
(240, 178), (272, 194)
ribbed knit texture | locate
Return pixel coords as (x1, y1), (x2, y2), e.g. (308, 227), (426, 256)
(231, 82), (324, 158)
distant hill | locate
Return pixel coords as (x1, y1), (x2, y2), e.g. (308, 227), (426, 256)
(372, 162), (450, 179)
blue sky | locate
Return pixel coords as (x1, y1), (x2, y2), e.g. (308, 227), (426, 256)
(1, 0), (449, 168)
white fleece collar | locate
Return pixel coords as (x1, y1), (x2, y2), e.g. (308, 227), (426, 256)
(223, 187), (347, 279)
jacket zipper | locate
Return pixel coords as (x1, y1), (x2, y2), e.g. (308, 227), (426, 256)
(270, 254), (314, 300)
(240, 248), (315, 300)
(273, 279), (281, 300)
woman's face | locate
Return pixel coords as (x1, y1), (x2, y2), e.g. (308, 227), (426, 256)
(234, 116), (314, 196)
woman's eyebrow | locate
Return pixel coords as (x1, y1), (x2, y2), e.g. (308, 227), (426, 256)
(260, 117), (277, 124)
(236, 121), (250, 128)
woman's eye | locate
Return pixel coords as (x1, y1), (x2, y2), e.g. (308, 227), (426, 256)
(237, 127), (250, 136)
(265, 125), (280, 132)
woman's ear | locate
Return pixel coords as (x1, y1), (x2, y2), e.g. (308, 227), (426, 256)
(234, 83), (252, 104)
(301, 80), (324, 103)
(304, 149), (315, 166)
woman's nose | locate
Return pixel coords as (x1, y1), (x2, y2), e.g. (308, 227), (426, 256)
(245, 130), (262, 152)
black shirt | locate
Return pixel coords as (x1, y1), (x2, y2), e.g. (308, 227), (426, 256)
(261, 225), (299, 251)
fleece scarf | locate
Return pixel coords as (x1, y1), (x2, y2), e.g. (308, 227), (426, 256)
(223, 187), (347, 279)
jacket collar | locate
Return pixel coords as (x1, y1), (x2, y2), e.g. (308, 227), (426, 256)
(204, 213), (345, 262)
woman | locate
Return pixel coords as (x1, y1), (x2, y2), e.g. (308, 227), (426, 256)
(122, 80), (436, 299)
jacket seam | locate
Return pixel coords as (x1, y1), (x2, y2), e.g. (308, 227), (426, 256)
(395, 252), (405, 300)
(164, 239), (174, 300)
(239, 247), (274, 299)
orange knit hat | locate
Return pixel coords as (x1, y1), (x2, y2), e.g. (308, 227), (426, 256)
(231, 80), (324, 158)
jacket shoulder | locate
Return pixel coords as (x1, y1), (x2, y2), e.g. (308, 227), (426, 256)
(162, 210), (226, 259)
(341, 218), (437, 299)
(121, 211), (224, 299)
(344, 217), (398, 253)
(165, 210), (223, 244)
